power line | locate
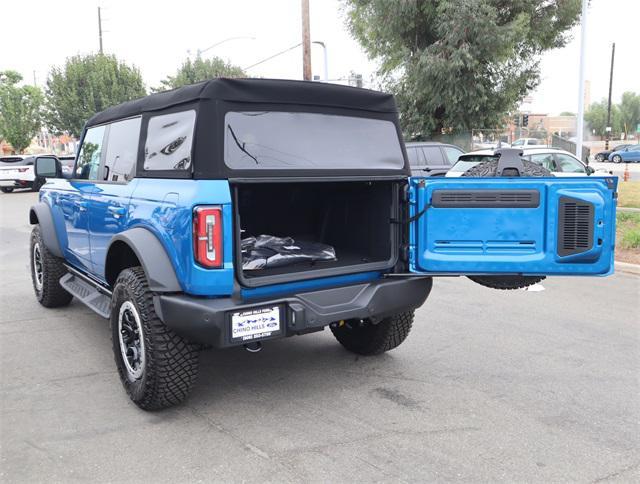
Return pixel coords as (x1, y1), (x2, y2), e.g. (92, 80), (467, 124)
(244, 43), (302, 71)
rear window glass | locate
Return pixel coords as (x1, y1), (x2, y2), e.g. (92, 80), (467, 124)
(144, 110), (195, 171)
(449, 155), (497, 173)
(224, 111), (404, 170)
(421, 146), (445, 166)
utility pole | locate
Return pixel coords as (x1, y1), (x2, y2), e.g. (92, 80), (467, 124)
(301, 0), (312, 81)
(98, 7), (104, 54)
(605, 43), (615, 150)
(575, 0), (588, 161)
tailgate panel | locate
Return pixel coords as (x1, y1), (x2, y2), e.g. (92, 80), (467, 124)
(409, 177), (617, 276)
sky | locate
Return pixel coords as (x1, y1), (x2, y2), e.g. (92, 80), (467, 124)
(1, 0), (638, 116)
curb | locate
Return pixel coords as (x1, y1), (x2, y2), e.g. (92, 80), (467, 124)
(615, 261), (640, 275)
(618, 207), (640, 213)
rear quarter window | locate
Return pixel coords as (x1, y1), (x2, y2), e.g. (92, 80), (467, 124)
(144, 110), (196, 171)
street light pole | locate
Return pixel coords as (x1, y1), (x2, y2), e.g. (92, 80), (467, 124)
(312, 41), (328, 81)
(575, 0), (588, 161)
(605, 43), (615, 150)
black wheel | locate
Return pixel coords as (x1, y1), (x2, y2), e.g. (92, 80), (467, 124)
(461, 158), (549, 290)
(111, 267), (200, 410)
(1, 187), (14, 193)
(330, 311), (414, 356)
(612, 155), (622, 163)
(595, 154), (605, 162)
(30, 225), (73, 307)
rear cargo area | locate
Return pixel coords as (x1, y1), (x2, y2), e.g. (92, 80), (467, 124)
(234, 181), (398, 285)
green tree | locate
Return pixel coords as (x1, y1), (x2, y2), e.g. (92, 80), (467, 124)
(45, 54), (146, 137)
(0, 71), (43, 153)
(618, 91), (640, 137)
(560, 111), (576, 117)
(343, 0), (582, 139)
(585, 99), (622, 138)
(156, 57), (246, 92)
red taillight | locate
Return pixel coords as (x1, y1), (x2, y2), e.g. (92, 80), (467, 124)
(193, 206), (223, 268)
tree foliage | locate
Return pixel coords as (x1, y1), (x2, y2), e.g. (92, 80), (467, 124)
(0, 71), (43, 153)
(619, 91), (640, 136)
(343, 0), (582, 139)
(584, 99), (620, 137)
(584, 92), (639, 138)
(45, 54), (146, 137)
(155, 57), (246, 92)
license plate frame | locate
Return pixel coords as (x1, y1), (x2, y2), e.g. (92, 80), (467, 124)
(228, 305), (284, 343)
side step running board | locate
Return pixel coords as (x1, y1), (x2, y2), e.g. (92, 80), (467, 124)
(59, 272), (111, 319)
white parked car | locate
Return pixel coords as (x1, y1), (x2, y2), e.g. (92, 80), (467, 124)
(510, 138), (548, 149)
(0, 155), (55, 192)
(446, 148), (611, 178)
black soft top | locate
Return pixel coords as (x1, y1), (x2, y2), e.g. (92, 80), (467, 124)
(87, 78), (398, 127)
(86, 78), (408, 179)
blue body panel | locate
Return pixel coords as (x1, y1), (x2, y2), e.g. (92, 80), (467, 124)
(41, 178), (235, 297)
(408, 177), (617, 276)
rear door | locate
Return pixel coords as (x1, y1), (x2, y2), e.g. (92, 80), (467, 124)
(408, 176), (617, 276)
(89, 116), (142, 279)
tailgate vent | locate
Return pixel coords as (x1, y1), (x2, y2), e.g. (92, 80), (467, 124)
(558, 197), (594, 256)
(432, 189), (539, 208)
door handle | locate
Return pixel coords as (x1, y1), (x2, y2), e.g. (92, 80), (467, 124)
(108, 206), (126, 218)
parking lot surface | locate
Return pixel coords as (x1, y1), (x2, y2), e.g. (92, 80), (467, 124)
(1, 190), (639, 482)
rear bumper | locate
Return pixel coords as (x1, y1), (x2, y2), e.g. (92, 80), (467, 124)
(153, 276), (432, 348)
(0, 179), (33, 187)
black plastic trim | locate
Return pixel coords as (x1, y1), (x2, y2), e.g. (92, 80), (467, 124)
(153, 276), (432, 348)
(431, 189), (540, 208)
(29, 202), (63, 257)
(107, 228), (182, 292)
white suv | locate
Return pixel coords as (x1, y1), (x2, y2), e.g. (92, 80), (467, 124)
(0, 155), (53, 193)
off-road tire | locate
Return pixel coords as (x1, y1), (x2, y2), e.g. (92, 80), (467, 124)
(30, 225), (73, 307)
(331, 311), (414, 356)
(462, 158), (549, 290)
(111, 267), (199, 410)
(612, 155), (622, 163)
(1, 187), (14, 193)
(461, 159), (551, 178)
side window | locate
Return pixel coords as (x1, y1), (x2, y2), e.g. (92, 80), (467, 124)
(144, 110), (196, 171)
(529, 153), (557, 172)
(103, 117), (141, 182)
(443, 146), (464, 164)
(75, 125), (106, 180)
(555, 154), (586, 173)
(421, 146), (445, 166)
(406, 147), (424, 166)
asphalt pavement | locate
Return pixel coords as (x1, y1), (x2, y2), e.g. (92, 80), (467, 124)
(1, 190), (639, 483)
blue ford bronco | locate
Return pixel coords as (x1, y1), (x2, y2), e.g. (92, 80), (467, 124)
(29, 79), (617, 410)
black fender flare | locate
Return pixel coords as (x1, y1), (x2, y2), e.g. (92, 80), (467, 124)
(29, 203), (63, 258)
(107, 227), (181, 292)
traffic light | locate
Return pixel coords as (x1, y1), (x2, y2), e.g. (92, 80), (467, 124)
(522, 114), (529, 127)
(513, 114), (520, 127)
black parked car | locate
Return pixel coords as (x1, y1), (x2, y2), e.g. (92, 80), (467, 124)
(595, 144), (633, 162)
(405, 141), (464, 176)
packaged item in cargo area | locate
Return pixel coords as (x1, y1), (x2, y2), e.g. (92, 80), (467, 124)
(242, 235), (337, 270)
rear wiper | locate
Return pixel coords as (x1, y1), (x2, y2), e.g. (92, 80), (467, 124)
(227, 124), (258, 164)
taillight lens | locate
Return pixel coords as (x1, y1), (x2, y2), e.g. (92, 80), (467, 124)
(193, 206), (223, 268)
